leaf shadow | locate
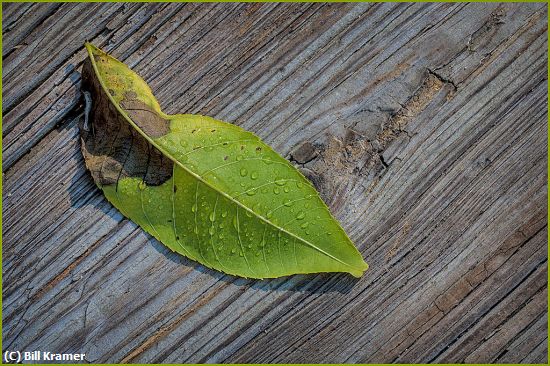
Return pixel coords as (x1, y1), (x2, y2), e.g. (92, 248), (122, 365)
(150, 238), (362, 295)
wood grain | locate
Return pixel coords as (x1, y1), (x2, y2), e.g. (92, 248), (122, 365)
(2, 2), (547, 363)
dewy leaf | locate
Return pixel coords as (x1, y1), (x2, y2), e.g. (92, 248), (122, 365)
(80, 42), (368, 279)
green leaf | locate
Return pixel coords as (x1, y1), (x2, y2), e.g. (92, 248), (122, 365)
(80, 42), (368, 279)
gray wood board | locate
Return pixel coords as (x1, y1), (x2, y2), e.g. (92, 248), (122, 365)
(2, 2), (548, 363)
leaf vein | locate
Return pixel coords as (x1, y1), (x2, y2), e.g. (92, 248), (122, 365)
(201, 157), (288, 177)
(209, 195), (227, 271)
(194, 181), (213, 268)
(232, 179), (306, 199)
(181, 138), (258, 157)
(236, 206), (256, 277)
(261, 225), (269, 274)
(171, 166), (194, 260)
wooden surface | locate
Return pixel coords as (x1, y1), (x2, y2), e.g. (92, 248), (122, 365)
(2, 2), (548, 363)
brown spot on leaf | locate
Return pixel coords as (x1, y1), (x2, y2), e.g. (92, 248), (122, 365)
(119, 93), (170, 138)
(124, 91), (137, 99)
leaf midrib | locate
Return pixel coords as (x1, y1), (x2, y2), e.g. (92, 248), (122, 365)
(87, 45), (364, 274)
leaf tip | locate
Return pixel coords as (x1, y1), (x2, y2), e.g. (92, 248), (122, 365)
(84, 41), (95, 53)
(84, 42), (106, 60)
(349, 260), (369, 278)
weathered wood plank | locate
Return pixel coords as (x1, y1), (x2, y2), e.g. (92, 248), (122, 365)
(2, 2), (547, 363)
